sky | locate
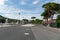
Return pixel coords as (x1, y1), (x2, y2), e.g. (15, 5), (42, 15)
(0, 0), (60, 20)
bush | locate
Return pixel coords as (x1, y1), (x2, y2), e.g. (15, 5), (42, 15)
(56, 15), (60, 28)
(56, 20), (60, 28)
(31, 19), (42, 24)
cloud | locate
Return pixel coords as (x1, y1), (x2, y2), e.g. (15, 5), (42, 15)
(0, 5), (20, 14)
(19, 1), (27, 5)
(32, 0), (39, 5)
(0, 0), (43, 20)
(0, 4), (43, 20)
(0, 0), (8, 5)
(44, 0), (60, 4)
(0, 0), (5, 5)
(52, 0), (60, 3)
(0, 4), (21, 19)
(20, 13), (43, 20)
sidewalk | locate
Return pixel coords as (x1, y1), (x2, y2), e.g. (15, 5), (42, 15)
(0, 24), (16, 27)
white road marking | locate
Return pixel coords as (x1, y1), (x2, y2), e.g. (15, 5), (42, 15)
(24, 33), (29, 35)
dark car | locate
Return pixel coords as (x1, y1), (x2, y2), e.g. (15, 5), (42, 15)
(50, 22), (56, 27)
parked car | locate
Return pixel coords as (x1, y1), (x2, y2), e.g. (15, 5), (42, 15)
(50, 22), (56, 27)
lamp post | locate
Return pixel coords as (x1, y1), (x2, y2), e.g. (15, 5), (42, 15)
(19, 13), (20, 24)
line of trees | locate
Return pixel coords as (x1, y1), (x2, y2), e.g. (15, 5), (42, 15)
(0, 15), (43, 24)
(0, 15), (20, 24)
(0, 15), (6, 23)
(31, 17), (42, 24)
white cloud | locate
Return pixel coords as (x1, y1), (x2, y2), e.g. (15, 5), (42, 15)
(0, 0), (8, 5)
(32, 1), (39, 5)
(0, 0), (43, 20)
(20, 1), (27, 5)
(52, 0), (60, 3)
(20, 13), (43, 20)
(0, 5), (21, 14)
(0, 0), (5, 5)
(32, 0), (42, 5)
(44, 1), (50, 4)
(0, 5), (21, 19)
(0, 5), (43, 20)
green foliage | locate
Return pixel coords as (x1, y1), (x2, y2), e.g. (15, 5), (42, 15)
(42, 2), (60, 18)
(31, 19), (42, 24)
(0, 15), (6, 23)
(42, 2), (60, 11)
(8, 19), (17, 23)
(31, 17), (36, 19)
(35, 19), (42, 24)
(41, 2), (60, 25)
(22, 19), (28, 21)
(56, 15), (60, 20)
(0, 15), (19, 23)
(22, 19), (29, 24)
(56, 15), (60, 28)
(31, 20), (35, 24)
(58, 9), (60, 14)
(41, 10), (51, 19)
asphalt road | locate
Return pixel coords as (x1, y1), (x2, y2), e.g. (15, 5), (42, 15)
(0, 25), (35, 40)
(0, 24), (60, 40)
(31, 24), (60, 40)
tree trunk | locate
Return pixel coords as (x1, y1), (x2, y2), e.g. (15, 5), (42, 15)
(51, 15), (53, 20)
(47, 18), (50, 27)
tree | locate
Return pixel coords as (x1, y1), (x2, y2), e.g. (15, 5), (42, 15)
(56, 15), (60, 28)
(42, 2), (60, 20)
(42, 2), (60, 11)
(8, 19), (17, 23)
(58, 9), (60, 14)
(35, 19), (42, 24)
(22, 19), (29, 24)
(31, 17), (36, 20)
(41, 11), (50, 25)
(41, 10), (51, 21)
(41, 2), (60, 26)
(0, 15), (6, 23)
(31, 17), (36, 24)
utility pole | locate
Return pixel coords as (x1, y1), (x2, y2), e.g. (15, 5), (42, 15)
(16, 13), (20, 24)
(19, 13), (20, 24)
